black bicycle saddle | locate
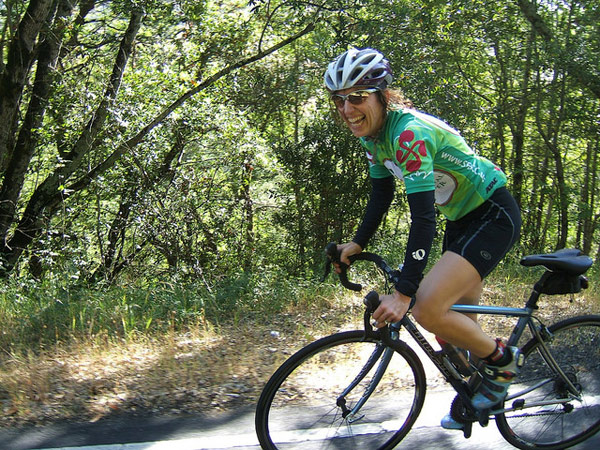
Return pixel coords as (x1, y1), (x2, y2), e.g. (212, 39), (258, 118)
(520, 249), (593, 275)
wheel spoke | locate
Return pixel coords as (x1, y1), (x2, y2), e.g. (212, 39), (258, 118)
(256, 331), (425, 449)
(496, 316), (600, 449)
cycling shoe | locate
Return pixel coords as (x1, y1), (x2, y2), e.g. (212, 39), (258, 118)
(472, 346), (524, 410)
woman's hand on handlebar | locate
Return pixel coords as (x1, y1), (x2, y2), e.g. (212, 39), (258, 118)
(372, 290), (412, 328)
(334, 242), (363, 273)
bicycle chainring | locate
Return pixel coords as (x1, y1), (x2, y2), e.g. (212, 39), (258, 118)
(450, 394), (478, 423)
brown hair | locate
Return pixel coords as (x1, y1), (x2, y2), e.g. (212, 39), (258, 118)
(379, 88), (413, 111)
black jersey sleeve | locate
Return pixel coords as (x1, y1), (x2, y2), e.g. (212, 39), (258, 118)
(394, 190), (437, 297)
(352, 176), (395, 249)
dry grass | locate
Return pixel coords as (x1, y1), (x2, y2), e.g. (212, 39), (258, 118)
(0, 291), (363, 427)
(0, 324), (276, 426)
(0, 280), (597, 428)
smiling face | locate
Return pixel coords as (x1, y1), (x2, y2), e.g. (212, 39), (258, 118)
(333, 87), (388, 138)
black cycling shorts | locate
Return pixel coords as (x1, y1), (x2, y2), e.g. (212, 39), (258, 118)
(443, 187), (521, 279)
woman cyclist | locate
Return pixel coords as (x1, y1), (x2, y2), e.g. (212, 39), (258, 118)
(325, 47), (523, 429)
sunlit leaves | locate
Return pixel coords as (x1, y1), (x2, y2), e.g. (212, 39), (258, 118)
(1, 0), (599, 283)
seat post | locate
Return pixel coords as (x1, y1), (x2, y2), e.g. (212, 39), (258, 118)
(525, 271), (553, 309)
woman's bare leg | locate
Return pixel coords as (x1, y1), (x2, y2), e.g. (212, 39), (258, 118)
(411, 251), (496, 358)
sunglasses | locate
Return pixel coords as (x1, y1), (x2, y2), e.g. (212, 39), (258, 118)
(331, 88), (379, 108)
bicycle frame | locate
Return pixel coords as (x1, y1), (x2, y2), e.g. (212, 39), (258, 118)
(338, 300), (581, 424)
(450, 303), (533, 347)
(451, 301), (582, 399)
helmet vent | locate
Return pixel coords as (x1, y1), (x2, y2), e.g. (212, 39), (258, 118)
(324, 48), (393, 91)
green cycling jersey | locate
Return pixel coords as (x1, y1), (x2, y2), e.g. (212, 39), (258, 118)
(361, 109), (506, 221)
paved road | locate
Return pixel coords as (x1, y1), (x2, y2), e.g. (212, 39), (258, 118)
(2, 387), (599, 450)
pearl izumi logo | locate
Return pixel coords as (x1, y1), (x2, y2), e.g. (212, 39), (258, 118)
(412, 249), (426, 261)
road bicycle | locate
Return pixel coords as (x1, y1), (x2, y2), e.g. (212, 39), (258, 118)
(255, 245), (599, 449)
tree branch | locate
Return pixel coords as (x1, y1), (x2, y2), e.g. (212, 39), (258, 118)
(0, 7), (145, 274)
(0, 0), (73, 241)
(516, 0), (600, 99)
(68, 20), (316, 193)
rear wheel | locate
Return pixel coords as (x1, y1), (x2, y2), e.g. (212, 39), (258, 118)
(496, 315), (600, 449)
(255, 330), (426, 449)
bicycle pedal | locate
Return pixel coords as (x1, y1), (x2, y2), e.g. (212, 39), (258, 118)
(478, 409), (490, 427)
(462, 422), (473, 439)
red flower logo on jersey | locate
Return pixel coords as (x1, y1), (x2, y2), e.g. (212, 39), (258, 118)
(396, 130), (427, 172)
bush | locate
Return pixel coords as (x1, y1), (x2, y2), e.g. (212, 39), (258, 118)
(0, 267), (343, 351)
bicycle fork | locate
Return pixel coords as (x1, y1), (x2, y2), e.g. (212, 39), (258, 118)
(336, 344), (395, 422)
(335, 307), (405, 423)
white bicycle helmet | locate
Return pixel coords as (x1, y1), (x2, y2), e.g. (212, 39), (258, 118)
(324, 48), (393, 91)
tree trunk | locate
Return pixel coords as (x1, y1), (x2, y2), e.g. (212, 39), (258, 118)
(525, 146), (550, 251)
(509, 29), (535, 208)
(241, 158), (254, 272)
(581, 139), (598, 255)
(0, 0), (54, 172)
(0, 8), (145, 275)
(0, 0), (73, 241)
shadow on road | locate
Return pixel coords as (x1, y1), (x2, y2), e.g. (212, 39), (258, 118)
(0, 404), (255, 450)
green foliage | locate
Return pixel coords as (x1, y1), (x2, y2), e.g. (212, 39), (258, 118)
(271, 117), (371, 271)
(2, 247), (597, 352)
(0, 0), (599, 347)
(0, 266), (342, 351)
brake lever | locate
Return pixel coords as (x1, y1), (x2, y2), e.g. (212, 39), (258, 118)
(321, 242), (337, 282)
(321, 242), (362, 291)
(322, 242), (346, 279)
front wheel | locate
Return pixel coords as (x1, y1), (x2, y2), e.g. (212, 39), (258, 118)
(255, 330), (426, 449)
(496, 315), (600, 449)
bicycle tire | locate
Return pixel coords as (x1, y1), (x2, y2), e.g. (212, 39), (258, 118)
(496, 315), (600, 449)
(255, 330), (426, 449)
